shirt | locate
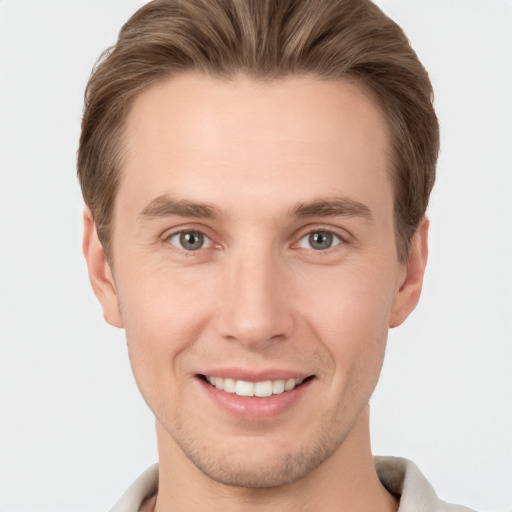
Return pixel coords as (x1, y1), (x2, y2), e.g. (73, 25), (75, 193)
(110, 456), (476, 512)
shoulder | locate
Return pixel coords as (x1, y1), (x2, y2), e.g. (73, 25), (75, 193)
(374, 456), (476, 512)
(109, 464), (159, 512)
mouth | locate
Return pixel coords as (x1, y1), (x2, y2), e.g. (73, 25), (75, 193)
(200, 375), (313, 397)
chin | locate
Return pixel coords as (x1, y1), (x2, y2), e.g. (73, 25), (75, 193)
(192, 451), (325, 489)
(173, 427), (346, 489)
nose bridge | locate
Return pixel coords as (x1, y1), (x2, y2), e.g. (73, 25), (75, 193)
(216, 241), (293, 348)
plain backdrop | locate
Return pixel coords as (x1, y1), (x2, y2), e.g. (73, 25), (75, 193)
(0, 1), (511, 511)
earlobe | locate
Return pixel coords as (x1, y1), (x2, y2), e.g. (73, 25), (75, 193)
(389, 217), (429, 328)
(82, 208), (124, 328)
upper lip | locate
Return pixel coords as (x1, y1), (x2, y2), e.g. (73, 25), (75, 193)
(197, 369), (312, 382)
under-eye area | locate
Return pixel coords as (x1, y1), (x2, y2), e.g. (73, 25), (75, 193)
(199, 375), (315, 397)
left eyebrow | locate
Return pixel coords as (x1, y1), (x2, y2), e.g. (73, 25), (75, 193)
(289, 197), (373, 221)
(138, 194), (221, 220)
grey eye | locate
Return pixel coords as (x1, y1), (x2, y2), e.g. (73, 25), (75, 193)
(169, 231), (208, 251)
(298, 231), (341, 250)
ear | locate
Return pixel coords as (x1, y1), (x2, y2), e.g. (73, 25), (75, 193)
(82, 208), (123, 328)
(389, 217), (429, 328)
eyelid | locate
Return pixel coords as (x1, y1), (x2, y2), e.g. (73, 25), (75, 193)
(297, 230), (343, 250)
(162, 225), (220, 253)
(292, 224), (352, 248)
(168, 231), (213, 249)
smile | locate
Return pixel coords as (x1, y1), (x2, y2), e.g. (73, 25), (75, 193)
(203, 376), (307, 397)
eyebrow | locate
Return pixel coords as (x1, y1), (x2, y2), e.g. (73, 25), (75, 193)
(139, 195), (221, 219)
(290, 197), (373, 220)
(139, 194), (372, 222)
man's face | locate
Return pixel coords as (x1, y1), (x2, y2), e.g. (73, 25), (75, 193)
(86, 74), (425, 487)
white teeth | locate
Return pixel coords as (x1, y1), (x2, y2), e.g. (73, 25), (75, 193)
(284, 378), (296, 391)
(272, 379), (285, 394)
(235, 380), (254, 396)
(206, 376), (306, 397)
(254, 381), (273, 397)
(223, 378), (236, 393)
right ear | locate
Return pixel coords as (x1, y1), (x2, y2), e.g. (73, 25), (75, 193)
(82, 208), (123, 328)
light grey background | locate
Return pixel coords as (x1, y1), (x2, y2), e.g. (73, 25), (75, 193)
(0, 1), (511, 511)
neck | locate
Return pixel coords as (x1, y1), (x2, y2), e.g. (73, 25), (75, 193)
(153, 407), (398, 512)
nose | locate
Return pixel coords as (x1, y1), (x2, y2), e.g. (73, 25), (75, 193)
(215, 248), (295, 350)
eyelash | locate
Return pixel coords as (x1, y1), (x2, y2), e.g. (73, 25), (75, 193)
(163, 226), (349, 255)
(166, 230), (216, 253)
(296, 230), (344, 251)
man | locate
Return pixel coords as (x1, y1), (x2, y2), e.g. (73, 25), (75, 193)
(78, 0), (474, 510)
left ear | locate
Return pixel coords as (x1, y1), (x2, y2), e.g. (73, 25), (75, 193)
(389, 217), (429, 328)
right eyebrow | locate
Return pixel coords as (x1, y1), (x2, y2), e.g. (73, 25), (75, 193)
(289, 196), (373, 221)
(138, 194), (221, 220)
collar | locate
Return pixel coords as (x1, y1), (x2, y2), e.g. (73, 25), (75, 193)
(110, 456), (475, 512)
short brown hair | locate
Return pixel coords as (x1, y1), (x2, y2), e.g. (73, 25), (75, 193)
(78, 0), (439, 261)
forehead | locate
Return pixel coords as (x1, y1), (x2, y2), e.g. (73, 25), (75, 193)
(118, 73), (393, 220)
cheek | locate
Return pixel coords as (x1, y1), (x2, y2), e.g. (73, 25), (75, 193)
(299, 257), (396, 331)
(119, 261), (218, 333)
(116, 268), (217, 393)
(297, 261), (396, 379)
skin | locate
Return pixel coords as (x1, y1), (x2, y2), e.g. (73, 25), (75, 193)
(83, 74), (428, 512)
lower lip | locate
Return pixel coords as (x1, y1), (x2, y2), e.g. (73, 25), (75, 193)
(198, 377), (314, 421)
